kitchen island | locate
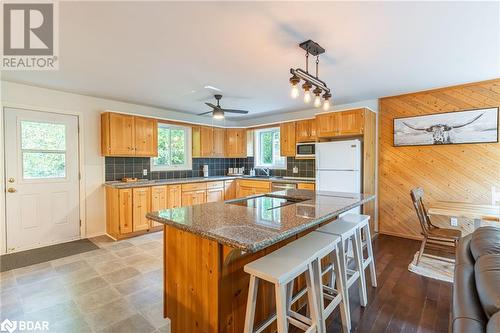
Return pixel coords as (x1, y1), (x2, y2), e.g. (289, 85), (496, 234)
(147, 189), (375, 333)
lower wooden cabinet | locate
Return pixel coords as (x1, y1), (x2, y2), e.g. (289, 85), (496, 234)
(207, 181), (224, 202)
(297, 183), (315, 190)
(133, 187), (151, 232)
(118, 189), (133, 234)
(167, 185), (181, 208)
(236, 180), (271, 198)
(224, 180), (236, 200)
(151, 186), (168, 227)
(181, 190), (207, 206)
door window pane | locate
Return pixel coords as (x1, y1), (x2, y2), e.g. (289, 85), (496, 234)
(21, 121), (66, 150)
(23, 152), (66, 179)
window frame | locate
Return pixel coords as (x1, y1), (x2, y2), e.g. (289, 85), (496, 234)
(150, 123), (192, 172)
(254, 127), (286, 170)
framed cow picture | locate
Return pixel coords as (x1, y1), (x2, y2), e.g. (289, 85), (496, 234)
(393, 107), (499, 147)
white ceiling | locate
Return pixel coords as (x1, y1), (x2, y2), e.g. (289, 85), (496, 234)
(3, 1), (500, 118)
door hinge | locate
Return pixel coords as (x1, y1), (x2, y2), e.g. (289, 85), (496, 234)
(79, 172), (82, 180)
(79, 220), (82, 226)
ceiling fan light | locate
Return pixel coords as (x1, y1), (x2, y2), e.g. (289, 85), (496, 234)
(213, 109), (224, 119)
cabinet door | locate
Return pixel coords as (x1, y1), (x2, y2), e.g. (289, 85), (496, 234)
(151, 186), (167, 227)
(224, 180), (236, 200)
(207, 188), (224, 203)
(225, 129), (247, 157)
(133, 187), (151, 232)
(193, 190), (207, 205)
(118, 189), (133, 234)
(236, 186), (254, 198)
(182, 190), (207, 206)
(316, 113), (339, 138)
(135, 117), (158, 157)
(213, 127), (225, 157)
(296, 119), (316, 142)
(192, 126), (201, 158)
(108, 113), (135, 156)
(167, 185), (182, 208)
(200, 126), (214, 157)
(280, 122), (296, 156)
(337, 109), (364, 136)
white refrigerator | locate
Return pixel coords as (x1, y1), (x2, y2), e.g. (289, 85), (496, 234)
(315, 139), (362, 213)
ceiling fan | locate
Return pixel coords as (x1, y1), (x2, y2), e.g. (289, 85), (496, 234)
(198, 94), (249, 119)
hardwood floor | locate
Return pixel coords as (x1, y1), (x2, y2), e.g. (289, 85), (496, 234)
(326, 234), (452, 333)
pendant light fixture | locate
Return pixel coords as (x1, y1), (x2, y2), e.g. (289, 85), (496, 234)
(289, 40), (332, 110)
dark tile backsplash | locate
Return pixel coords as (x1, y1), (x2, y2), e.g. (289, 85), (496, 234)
(105, 156), (315, 181)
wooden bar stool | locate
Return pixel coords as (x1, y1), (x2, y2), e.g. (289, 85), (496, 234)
(243, 232), (340, 333)
(341, 214), (377, 288)
(315, 217), (368, 325)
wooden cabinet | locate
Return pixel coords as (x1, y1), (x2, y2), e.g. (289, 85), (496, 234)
(225, 128), (247, 157)
(213, 127), (226, 157)
(181, 183), (207, 206)
(207, 188), (224, 202)
(101, 112), (158, 157)
(316, 109), (365, 138)
(337, 109), (364, 136)
(134, 117), (158, 156)
(132, 187), (151, 232)
(236, 180), (271, 198)
(224, 180), (236, 200)
(151, 186), (168, 227)
(167, 185), (181, 208)
(280, 122), (296, 157)
(193, 126), (226, 158)
(118, 189), (133, 234)
(295, 119), (317, 142)
(297, 183), (315, 190)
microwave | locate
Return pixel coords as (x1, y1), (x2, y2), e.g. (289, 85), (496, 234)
(296, 143), (315, 159)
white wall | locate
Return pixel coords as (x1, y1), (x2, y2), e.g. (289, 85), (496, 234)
(0, 81), (378, 254)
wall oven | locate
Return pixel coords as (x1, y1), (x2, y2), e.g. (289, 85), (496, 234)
(296, 143), (315, 159)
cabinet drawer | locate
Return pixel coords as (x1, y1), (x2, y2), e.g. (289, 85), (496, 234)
(182, 182), (207, 192)
(297, 183), (315, 190)
(206, 181), (224, 189)
(237, 179), (271, 190)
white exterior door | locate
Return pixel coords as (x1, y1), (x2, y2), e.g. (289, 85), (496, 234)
(4, 108), (80, 253)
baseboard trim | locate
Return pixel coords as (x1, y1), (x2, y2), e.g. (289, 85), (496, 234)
(379, 230), (422, 241)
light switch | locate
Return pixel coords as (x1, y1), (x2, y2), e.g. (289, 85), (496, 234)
(293, 166), (298, 174)
(450, 217), (458, 227)
(143, 169), (148, 176)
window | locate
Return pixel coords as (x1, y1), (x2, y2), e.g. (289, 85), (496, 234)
(254, 127), (286, 169)
(151, 123), (192, 171)
(21, 121), (66, 179)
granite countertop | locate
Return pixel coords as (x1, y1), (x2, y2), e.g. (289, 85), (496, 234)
(104, 176), (315, 189)
(147, 189), (375, 253)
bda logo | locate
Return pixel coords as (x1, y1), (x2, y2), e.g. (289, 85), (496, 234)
(1, 0), (59, 70)
(0, 319), (17, 333)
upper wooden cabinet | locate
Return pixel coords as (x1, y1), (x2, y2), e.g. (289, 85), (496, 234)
(316, 109), (365, 138)
(225, 128), (247, 157)
(101, 112), (158, 157)
(192, 126), (225, 158)
(295, 119), (317, 143)
(280, 122), (296, 157)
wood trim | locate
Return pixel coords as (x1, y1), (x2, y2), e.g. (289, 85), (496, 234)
(378, 230), (423, 241)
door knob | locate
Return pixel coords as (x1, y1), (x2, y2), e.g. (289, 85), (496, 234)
(7, 188), (17, 193)
(8, 177), (15, 183)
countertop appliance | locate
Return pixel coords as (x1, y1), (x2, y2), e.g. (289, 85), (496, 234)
(315, 139), (361, 213)
(295, 142), (315, 159)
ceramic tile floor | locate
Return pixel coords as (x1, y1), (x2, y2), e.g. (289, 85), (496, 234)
(0, 232), (170, 333)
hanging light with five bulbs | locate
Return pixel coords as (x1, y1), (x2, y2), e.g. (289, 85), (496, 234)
(289, 40), (332, 111)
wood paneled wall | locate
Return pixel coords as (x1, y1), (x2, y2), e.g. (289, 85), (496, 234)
(379, 79), (500, 239)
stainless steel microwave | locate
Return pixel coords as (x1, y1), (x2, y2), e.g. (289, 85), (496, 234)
(296, 143), (315, 159)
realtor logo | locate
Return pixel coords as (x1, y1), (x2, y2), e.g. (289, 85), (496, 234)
(1, 0), (59, 70)
(0, 319), (17, 333)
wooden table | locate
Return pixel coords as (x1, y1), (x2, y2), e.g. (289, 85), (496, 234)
(427, 201), (500, 229)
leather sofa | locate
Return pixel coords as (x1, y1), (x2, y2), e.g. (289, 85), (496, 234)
(452, 226), (500, 332)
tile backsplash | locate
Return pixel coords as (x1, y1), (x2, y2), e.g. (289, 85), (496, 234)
(105, 156), (315, 181)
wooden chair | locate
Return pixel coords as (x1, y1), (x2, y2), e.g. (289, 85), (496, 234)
(410, 187), (461, 265)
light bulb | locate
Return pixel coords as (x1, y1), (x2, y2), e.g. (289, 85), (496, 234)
(314, 95), (322, 108)
(323, 99), (330, 111)
(291, 85), (299, 99)
(303, 91), (311, 104)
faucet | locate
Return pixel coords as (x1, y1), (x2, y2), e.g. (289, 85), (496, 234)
(260, 168), (271, 177)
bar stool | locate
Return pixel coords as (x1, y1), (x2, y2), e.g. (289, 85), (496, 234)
(243, 232), (348, 333)
(341, 214), (377, 288)
(315, 217), (368, 325)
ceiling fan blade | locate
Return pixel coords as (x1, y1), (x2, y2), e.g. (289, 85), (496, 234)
(197, 111), (213, 116)
(205, 102), (218, 109)
(221, 109), (249, 114)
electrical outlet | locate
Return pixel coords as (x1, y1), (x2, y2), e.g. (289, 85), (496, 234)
(450, 217), (458, 227)
(143, 169), (148, 176)
(293, 166), (299, 174)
